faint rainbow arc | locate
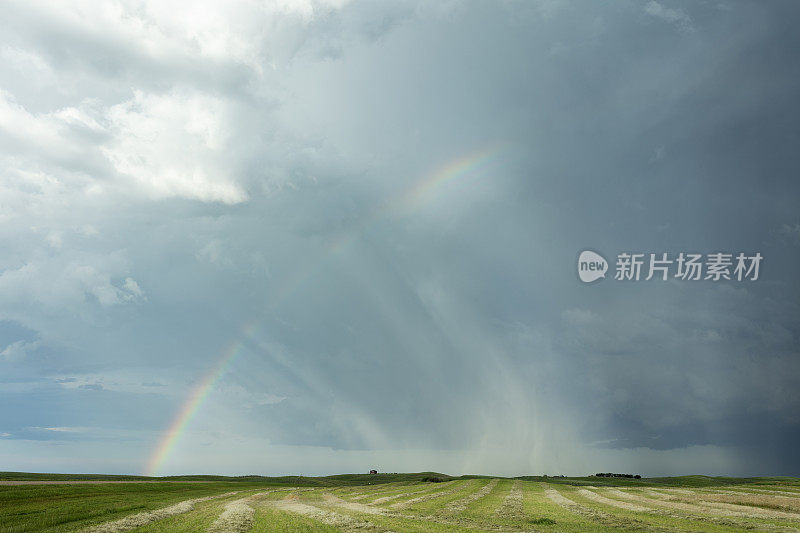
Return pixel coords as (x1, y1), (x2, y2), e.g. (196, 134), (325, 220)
(144, 142), (507, 476)
(254, 142), (508, 308)
(144, 321), (257, 476)
(387, 143), (505, 215)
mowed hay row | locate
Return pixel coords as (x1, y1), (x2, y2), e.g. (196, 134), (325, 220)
(313, 493), (486, 533)
(574, 487), (783, 533)
(447, 479), (535, 531)
(698, 486), (800, 498)
(493, 480), (523, 519)
(84, 491), (240, 533)
(334, 482), (414, 501)
(550, 485), (772, 533)
(0, 484), (252, 533)
(687, 488), (800, 511)
(331, 508), (478, 533)
(251, 505), (342, 533)
(607, 487), (733, 515)
(670, 497), (800, 522)
(443, 479), (499, 513)
(548, 485), (709, 533)
(658, 487), (800, 498)
(542, 483), (702, 533)
(326, 486), (369, 499)
(260, 497), (381, 532)
(329, 488), (375, 502)
(642, 488), (800, 521)
(601, 487), (800, 531)
(119, 491), (251, 533)
(541, 485), (606, 519)
(363, 482), (442, 504)
(746, 487), (800, 497)
(9, 480), (800, 533)
(576, 487), (654, 513)
(389, 480), (473, 510)
(321, 493), (388, 516)
(207, 492), (277, 533)
(394, 480), (483, 514)
(521, 482), (608, 529)
(601, 487), (716, 517)
(259, 491), (475, 533)
(346, 487), (397, 501)
(294, 483), (504, 532)
(370, 481), (455, 505)
(454, 478), (508, 515)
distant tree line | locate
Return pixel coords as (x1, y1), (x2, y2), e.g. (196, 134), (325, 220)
(595, 473), (641, 479)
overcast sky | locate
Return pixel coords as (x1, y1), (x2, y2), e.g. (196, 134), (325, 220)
(1, 0), (799, 477)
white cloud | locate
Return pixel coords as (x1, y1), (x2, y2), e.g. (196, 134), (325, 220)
(0, 90), (96, 166)
(4, 0), (355, 81)
(0, 339), (40, 361)
(53, 105), (105, 133)
(103, 90), (246, 204)
(644, 1), (693, 31)
(122, 278), (144, 300)
(53, 370), (169, 395)
(0, 255), (144, 312)
(31, 426), (85, 433)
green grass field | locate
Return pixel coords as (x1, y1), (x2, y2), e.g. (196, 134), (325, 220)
(2, 472), (800, 532)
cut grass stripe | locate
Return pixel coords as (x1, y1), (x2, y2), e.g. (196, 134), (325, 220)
(444, 479), (498, 513)
(568, 487), (779, 533)
(525, 482), (634, 532)
(251, 506), (343, 532)
(369, 482), (455, 505)
(389, 480), (470, 510)
(129, 491), (250, 533)
(315, 495), (485, 532)
(400, 480), (480, 514)
(641, 488), (800, 521)
(260, 499), (380, 531)
(0, 483), (245, 533)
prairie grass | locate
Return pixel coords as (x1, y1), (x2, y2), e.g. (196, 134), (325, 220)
(4, 474), (800, 531)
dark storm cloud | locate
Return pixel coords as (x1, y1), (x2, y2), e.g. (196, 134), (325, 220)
(0, 0), (798, 476)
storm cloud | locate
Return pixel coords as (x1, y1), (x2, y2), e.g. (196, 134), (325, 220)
(1, 0), (799, 477)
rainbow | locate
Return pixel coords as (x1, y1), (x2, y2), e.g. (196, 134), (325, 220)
(143, 143), (507, 475)
(260, 142), (508, 304)
(144, 321), (257, 476)
(388, 143), (506, 215)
